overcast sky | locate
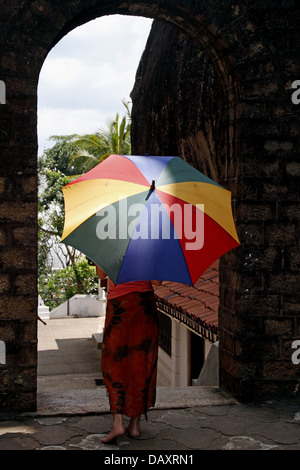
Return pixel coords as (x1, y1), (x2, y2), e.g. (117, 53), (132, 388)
(37, 15), (153, 154)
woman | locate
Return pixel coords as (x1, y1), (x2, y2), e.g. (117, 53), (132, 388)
(96, 266), (161, 443)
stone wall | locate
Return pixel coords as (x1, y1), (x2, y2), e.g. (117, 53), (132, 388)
(131, 20), (226, 182)
(131, 10), (300, 401)
(0, 0), (299, 410)
(0, 50), (39, 410)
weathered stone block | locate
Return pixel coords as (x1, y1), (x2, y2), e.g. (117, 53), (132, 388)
(286, 161), (300, 176)
(241, 246), (282, 272)
(14, 275), (37, 295)
(7, 342), (37, 366)
(13, 226), (37, 246)
(238, 223), (264, 246)
(0, 322), (15, 342)
(265, 319), (293, 337)
(0, 177), (5, 194)
(0, 203), (36, 222)
(263, 361), (299, 379)
(279, 202), (300, 220)
(266, 272), (300, 295)
(0, 248), (35, 270)
(281, 296), (300, 316)
(0, 369), (11, 390)
(241, 293), (280, 317)
(0, 275), (10, 295)
(242, 335), (280, 361)
(264, 223), (297, 246)
(0, 297), (37, 320)
(264, 140), (294, 153)
(0, 228), (5, 246)
(240, 202), (276, 221)
(286, 247), (300, 272)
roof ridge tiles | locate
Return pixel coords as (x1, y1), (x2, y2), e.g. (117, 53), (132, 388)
(153, 261), (220, 333)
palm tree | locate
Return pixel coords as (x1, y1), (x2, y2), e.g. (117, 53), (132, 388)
(105, 112), (131, 155)
(68, 100), (131, 174)
(67, 132), (111, 173)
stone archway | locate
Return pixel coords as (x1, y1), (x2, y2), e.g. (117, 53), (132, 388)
(0, 1), (299, 411)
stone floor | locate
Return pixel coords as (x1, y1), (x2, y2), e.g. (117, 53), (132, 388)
(0, 316), (299, 454)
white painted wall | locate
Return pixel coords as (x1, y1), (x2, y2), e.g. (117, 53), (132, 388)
(157, 315), (214, 387)
(157, 317), (190, 387)
(50, 290), (106, 318)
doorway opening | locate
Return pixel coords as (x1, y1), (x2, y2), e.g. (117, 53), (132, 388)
(37, 15), (153, 392)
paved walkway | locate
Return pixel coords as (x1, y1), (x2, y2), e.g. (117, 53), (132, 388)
(0, 317), (299, 454)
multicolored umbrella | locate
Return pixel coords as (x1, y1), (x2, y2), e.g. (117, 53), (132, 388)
(61, 154), (239, 285)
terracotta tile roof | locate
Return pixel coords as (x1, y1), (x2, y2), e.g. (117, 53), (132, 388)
(153, 260), (219, 338)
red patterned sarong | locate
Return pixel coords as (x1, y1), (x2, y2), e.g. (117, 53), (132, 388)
(101, 290), (159, 417)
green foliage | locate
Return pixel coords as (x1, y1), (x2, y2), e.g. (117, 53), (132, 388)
(38, 101), (131, 306)
(38, 135), (79, 274)
(105, 112), (131, 155)
(68, 99), (131, 173)
(38, 258), (99, 310)
(68, 132), (111, 173)
(38, 135), (78, 210)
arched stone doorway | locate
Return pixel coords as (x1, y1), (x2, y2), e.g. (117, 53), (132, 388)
(0, 1), (298, 411)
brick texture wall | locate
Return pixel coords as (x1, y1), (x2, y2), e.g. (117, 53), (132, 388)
(0, 0), (299, 410)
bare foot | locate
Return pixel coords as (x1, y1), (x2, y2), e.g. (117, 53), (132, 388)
(101, 425), (125, 443)
(125, 416), (141, 438)
(125, 427), (140, 438)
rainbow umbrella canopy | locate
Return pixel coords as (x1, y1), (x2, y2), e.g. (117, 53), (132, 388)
(61, 154), (240, 286)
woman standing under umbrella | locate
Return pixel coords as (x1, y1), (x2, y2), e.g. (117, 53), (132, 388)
(96, 265), (161, 443)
